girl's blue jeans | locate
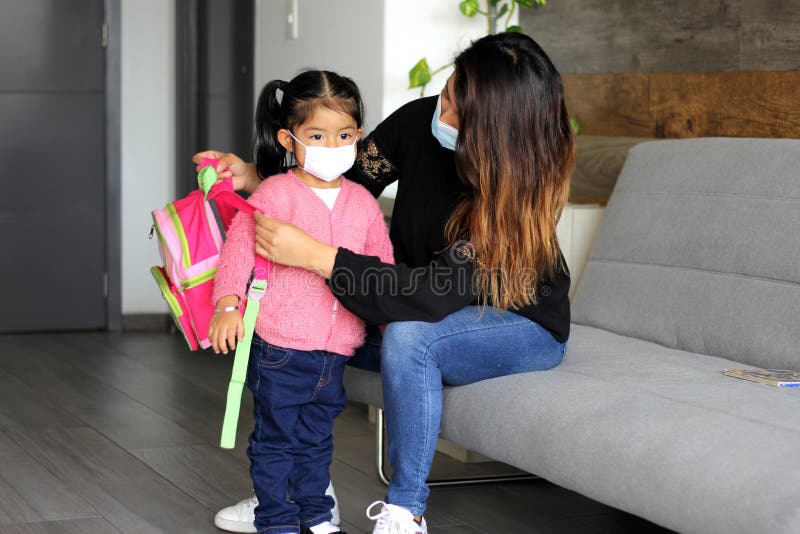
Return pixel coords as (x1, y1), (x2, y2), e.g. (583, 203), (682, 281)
(348, 306), (567, 517)
(246, 335), (348, 533)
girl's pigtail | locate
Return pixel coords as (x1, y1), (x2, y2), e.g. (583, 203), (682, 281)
(254, 80), (287, 179)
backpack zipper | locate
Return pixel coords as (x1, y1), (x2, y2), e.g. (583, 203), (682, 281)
(166, 203), (193, 268)
(180, 267), (217, 290)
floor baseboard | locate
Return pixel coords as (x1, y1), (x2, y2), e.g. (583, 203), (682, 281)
(122, 313), (172, 332)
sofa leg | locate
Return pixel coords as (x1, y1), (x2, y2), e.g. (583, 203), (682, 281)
(375, 408), (392, 486)
(374, 408), (538, 487)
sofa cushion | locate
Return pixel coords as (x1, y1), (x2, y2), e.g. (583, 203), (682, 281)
(344, 365), (384, 409)
(571, 138), (800, 369)
(436, 324), (800, 534)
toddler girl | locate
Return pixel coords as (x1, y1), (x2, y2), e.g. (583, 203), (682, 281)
(209, 70), (393, 534)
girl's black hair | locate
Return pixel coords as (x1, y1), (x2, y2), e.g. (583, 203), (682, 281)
(253, 70), (364, 178)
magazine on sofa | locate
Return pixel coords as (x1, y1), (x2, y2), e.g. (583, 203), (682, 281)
(722, 369), (800, 388)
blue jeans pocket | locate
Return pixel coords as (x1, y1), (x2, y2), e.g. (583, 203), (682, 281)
(260, 343), (293, 368)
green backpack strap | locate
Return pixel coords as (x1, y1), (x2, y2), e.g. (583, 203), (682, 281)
(220, 278), (268, 449)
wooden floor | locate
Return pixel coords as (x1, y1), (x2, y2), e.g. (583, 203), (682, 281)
(0, 331), (672, 534)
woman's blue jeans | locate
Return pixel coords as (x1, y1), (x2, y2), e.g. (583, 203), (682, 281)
(348, 306), (567, 517)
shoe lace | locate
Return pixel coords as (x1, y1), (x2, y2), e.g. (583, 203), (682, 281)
(366, 501), (415, 534)
(243, 495), (258, 508)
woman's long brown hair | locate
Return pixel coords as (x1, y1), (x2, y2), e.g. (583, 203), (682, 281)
(446, 32), (576, 310)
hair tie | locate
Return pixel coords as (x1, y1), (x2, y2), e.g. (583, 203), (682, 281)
(279, 80), (288, 91)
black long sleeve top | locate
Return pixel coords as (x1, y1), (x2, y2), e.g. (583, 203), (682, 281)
(333, 96), (571, 342)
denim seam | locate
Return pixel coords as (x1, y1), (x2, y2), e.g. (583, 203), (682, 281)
(420, 319), (541, 355)
(257, 526), (299, 533)
(300, 511), (333, 526)
(411, 342), (432, 517)
(311, 352), (330, 402)
(254, 350), (263, 444)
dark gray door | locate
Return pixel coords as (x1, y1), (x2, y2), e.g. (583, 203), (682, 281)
(177, 0), (254, 197)
(0, 0), (106, 332)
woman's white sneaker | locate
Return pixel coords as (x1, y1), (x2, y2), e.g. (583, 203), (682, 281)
(366, 501), (427, 534)
(213, 482), (340, 533)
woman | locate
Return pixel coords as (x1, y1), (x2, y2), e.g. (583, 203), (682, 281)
(202, 32), (574, 534)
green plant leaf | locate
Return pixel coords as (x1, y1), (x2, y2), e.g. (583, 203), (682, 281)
(536, 0), (547, 5)
(515, 0), (533, 8)
(490, 0), (500, 5)
(459, 0), (480, 17)
(570, 116), (580, 135)
(505, 24), (523, 32)
(408, 58), (432, 89)
(497, 3), (509, 17)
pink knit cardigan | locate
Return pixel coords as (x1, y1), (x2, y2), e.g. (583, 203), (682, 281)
(212, 171), (393, 356)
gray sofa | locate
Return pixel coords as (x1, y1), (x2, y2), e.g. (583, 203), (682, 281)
(344, 138), (800, 534)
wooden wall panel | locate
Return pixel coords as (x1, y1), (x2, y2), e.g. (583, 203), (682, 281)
(650, 72), (800, 138)
(521, 0), (800, 74)
(739, 1), (800, 70)
(570, 136), (651, 203)
(564, 71), (800, 139)
(739, 24), (800, 71)
(564, 74), (652, 137)
(524, 0), (800, 202)
(521, 0), (742, 74)
(739, 0), (800, 72)
(739, 0), (800, 23)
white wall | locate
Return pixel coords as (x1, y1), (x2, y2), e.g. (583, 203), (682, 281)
(381, 0), (514, 119)
(379, 1), (517, 197)
(120, 0), (506, 314)
(120, 0), (175, 314)
(254, 0), (515, 199)
(254, 0), (384, 132)
(556, 204), (606, 299)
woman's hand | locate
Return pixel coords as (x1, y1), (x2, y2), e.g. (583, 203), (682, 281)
(253, 212), (338, 278)
(192, 150), (260, 194)
(208, 296), (243, 355)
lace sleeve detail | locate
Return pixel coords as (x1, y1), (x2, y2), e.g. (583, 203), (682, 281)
(353, 137), (399, 195)
(454, 239), (484, 267)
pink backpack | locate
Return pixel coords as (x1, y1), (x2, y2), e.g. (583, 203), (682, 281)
(149, 158), (262, 349)
(150, 159), (270, 448)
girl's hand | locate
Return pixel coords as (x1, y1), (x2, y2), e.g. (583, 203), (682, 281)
(254, 212), (338, 278)
(192, 150), (259, 193)
(208, 308), (244, 355)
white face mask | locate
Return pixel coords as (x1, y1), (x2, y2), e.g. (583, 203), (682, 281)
(288, 131), (357, 182)
(431, 94), (458, 151)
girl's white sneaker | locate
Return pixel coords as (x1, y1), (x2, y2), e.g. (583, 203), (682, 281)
(366, 501), (427, 534)
(214, 482), (340, 533)
(214, 495), (258, 533)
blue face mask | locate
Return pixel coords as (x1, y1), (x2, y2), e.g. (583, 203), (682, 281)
(431, 94), (458, 151)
